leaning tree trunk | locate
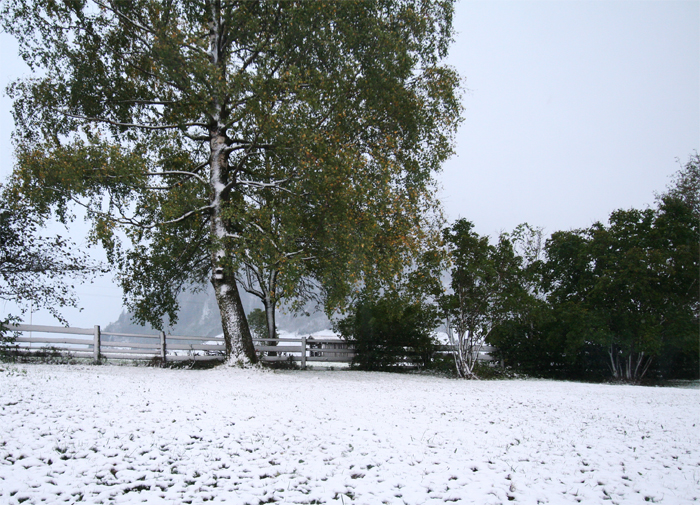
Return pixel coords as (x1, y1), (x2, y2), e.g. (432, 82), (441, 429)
(205, 4), (257, 366)
(208, 127), (257, 365)
(212, 273), (257, 365)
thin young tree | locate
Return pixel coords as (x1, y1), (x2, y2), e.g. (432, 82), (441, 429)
(441, 219), (523, 378)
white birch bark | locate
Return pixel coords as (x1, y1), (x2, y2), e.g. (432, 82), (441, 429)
(206, 3), (257, 365)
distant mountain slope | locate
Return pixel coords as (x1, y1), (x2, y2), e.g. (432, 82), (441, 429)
(104, 284), (331, 336)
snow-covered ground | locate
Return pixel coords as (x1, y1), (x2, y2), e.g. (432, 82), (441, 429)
(1, 365), (697, 505)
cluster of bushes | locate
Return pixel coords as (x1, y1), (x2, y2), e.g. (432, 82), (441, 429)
(338, 155), (699, 382)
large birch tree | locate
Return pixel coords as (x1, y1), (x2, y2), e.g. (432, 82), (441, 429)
(1, 0), (460, 364)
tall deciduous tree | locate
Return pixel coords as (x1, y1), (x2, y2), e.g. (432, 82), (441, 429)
(1, 0), (461, 364)
(657, 152), (699, 220)
(440, 219), (525, 379)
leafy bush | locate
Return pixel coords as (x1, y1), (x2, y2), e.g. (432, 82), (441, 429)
(336, 293), (440, 371)
(248, 309), (268, 340)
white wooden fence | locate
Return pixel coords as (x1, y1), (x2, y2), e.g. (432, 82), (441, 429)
(0, 325), (354, 364)
(3, 324), (224, 362)
(255, 336), (356, 367)
(256, 338), (497, 367)
(1, 324), (497, 366)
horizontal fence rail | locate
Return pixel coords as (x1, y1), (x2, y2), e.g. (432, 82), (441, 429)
(1, 324), (498, 367)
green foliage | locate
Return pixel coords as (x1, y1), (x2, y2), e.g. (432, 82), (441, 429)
(658, 152), (699, 221)
(0, 315), (20, 360)
(543, 200), (699, 381)
(336, 292), (440, 371)
(0, 185), (104, 332)
(247, 309), (269, 341)
(440, 219), (530, 378)
(490, 187), (699, 382)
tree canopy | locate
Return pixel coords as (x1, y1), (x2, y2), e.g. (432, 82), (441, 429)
(0, 185), (104, 334)
(440, 219), (528, 378)
(1, 0), (461, 363)
(487, 189), (699, 382)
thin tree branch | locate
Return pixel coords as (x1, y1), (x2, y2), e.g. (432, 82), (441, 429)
(183, 131), (212, 142)
(234, 179), (294, 193)
(145, 170), (208, 186)
(94, 0), (154, 35)
(63, 192), (212, 230)
(63, 113), (207, 131)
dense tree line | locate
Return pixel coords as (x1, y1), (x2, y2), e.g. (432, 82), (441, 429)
(341, 154), (698, 382)
(490, 195), (698, 382)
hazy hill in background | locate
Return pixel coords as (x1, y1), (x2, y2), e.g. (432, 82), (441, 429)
(104, 285), (332, 337)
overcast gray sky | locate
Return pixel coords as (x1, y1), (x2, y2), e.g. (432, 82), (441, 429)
(1, 0), (698, 327)
(441, 0), (699, 237)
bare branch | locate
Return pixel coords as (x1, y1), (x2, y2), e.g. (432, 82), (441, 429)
(248, 222), (281, 253)
(183, 131), (212, 142)
(126, 204), (215, 229)
(283, 250), (315, 262)
(234, 179), (294, 194)
(223, 140), (275, 153)
(246, 261), (267, 289)
(63, 192), (213, 230)
(106, 99), (182, 106)
(237, 276), (265, 300)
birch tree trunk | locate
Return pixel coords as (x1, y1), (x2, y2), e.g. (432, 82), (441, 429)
(608, 344), (652, 383)
(206, 5), (257, 365)
(263, 272), (278, 356)
(208, 128), (257, 364)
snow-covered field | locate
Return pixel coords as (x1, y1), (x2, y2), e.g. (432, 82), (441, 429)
(1, 365), (697, 505)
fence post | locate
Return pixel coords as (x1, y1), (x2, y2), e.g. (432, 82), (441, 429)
(301, 336), (307, 369)
(93, 325), (101, 362)
(160, 331), (167, 365)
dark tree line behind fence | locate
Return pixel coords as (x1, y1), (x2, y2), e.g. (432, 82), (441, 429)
(339, 155), (699, 382)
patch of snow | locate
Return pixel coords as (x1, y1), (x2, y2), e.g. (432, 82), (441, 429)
(1, 365), (698, 504)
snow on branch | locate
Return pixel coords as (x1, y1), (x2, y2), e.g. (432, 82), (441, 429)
(63, 113), (208, 132)
(145, 170), (208, 186)
(64, 192), (213, 230)
(234, 179), (293, 193)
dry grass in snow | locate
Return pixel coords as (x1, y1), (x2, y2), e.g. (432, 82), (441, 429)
(1, 364), (698, 504)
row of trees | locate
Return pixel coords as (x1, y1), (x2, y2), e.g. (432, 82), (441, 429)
(338, 154), (699, 382)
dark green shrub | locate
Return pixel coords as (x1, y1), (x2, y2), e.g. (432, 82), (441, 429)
(336, 293), (440, 371)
